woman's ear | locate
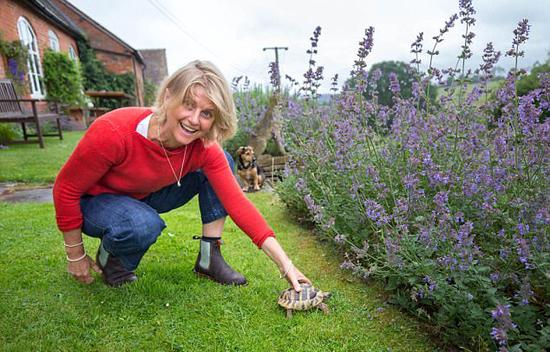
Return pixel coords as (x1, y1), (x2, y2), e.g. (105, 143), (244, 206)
(164, 88), (171, 104)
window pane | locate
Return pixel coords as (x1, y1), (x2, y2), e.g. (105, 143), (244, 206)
(48, 30), (60, 52)
(17, 17), (44, 97)
(68, 46), (77, 60)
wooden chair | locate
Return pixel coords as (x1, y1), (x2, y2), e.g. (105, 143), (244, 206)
(0, 79), (63, 148)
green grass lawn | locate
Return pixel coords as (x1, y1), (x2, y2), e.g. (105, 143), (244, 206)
(0, 194), (438, 351)
(0, 131), (85, 184)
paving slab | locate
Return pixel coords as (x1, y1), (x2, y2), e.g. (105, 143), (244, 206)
(0, 183), (53, 203)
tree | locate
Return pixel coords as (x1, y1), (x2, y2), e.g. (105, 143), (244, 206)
(516, 61), (550, 96)
(364, 60), (437, 107)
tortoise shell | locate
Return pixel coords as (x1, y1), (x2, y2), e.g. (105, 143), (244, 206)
(277, 283), (330, 318)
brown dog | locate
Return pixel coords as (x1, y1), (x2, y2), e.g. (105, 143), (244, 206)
(236, 146), (265, 192)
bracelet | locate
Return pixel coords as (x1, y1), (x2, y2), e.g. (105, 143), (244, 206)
(279, 260), (293, 279)
(66, 252), (87, 262)
(64, 241), (83, 248)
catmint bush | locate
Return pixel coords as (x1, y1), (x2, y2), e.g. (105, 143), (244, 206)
(276, 1), (549, 350)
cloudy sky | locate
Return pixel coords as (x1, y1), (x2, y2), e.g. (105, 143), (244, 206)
(69, 0), (550, 93)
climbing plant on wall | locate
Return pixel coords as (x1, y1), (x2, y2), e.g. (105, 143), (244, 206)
(0, 34), (29, 96)
(77, 39), (136, 108)
(43, 49), (85, 106)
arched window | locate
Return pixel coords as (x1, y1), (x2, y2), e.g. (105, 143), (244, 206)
(17, 17), (44, 98)
(68, 45), (77, 61)
(48, 30), (60, 52)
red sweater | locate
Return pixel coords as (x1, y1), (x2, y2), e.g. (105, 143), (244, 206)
(53, 107), (274, 248)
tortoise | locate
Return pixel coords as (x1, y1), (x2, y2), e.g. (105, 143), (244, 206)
(277, 283), (331, 318)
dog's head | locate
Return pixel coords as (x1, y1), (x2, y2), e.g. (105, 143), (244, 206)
(237, 146), (255, 164)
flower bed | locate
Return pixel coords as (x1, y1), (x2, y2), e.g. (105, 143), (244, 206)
(276, 2), (549, 350)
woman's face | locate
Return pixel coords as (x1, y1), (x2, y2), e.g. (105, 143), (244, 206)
(161, 86), (216, 148)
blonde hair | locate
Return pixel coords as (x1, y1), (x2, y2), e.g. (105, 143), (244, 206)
(153, 60), (237, 143)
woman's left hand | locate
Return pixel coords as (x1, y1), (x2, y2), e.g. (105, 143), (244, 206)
(261, 236), (312, 292)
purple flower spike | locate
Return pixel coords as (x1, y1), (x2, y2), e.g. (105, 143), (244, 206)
(506, 19), (530, 57)
(389, 72), (400, 94)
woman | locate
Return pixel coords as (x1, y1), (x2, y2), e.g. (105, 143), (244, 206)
(53, 60), (310, 290)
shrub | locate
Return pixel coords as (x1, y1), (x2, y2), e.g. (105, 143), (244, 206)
(42, 50), (85, 106)
(0, 124), (21, 145)
(277, 2), (549, 350)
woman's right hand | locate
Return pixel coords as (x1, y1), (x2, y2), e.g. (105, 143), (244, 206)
(67, 254), (102, 284)
(63, 229), (102, 284)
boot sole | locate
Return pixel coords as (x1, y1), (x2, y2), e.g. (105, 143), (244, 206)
(193, 269), (248, 286)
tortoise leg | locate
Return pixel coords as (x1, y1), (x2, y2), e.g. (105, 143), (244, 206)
(286, 309), (293, 319)
(318, 303), (330, 315)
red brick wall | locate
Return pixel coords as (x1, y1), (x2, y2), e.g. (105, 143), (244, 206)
(96, 51), (133, 75)
(0, 0), (79, 98)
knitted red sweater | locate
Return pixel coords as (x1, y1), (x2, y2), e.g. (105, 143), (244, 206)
(53, 107), (274, 248)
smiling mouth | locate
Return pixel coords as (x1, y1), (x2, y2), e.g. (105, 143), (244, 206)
(180, 122), (198, 134)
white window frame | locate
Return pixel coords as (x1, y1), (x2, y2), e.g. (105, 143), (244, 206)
(48, 30), (60, 52)
(17, 17), (45, 98)
(68, 45), (77, 61)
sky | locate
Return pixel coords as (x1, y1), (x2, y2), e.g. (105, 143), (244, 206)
(69, 0), (550, 93)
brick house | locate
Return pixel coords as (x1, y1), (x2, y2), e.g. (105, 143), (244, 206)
(0, 0), (84, 99)
(49, 0), (146, 106)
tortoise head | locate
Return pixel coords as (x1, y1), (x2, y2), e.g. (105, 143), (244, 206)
(320, 291), (332, 300)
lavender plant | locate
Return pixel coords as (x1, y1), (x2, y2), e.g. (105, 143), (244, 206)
(277, 4), (549, 350)
(224, 77), (269, 156)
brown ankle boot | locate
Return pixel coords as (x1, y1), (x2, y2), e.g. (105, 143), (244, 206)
(96, 244), (138, 287)
(193, 236), (247, 286)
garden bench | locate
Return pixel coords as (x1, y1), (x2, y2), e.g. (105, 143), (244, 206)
(0, 79), (63, 148)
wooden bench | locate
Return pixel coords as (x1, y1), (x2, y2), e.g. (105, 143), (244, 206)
(0, 79), (63, 148)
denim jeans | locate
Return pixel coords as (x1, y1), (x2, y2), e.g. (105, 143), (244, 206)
(80, 151), (235, 271)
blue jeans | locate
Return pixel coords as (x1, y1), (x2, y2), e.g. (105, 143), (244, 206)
(80, 151), (235, 271)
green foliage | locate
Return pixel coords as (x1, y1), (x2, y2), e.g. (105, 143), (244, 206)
(353, 60), (438, 107)
(0, 34), (28, 95)
(77, 39), (136, 108)
(0, 124), (21, 145)
(371, 61), (413, 106)
(517, 61), (550, 96)
(42, 50), (84, 106)
(144, 79), (157, 106)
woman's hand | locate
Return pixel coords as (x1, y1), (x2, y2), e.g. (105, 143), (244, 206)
(63, 229), (102, 284)
(67, 255), (102, 284)
(282, 262), (311, 292)
(261, 236), (312, 292)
